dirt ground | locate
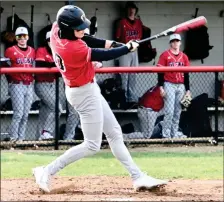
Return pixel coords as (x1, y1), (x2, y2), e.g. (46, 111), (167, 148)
(1, 176), (223, 201)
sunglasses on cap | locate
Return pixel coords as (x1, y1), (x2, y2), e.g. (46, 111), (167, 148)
(16, 34), (29, 40)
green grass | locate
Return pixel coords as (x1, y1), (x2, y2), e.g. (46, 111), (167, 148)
(1, 149), (223, 180)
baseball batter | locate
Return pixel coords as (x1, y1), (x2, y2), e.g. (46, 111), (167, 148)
(4, 27), (35, 142)
(35, 31), (79, 141)
(32, 5), (167, 193)
(115, 2), (142, 104)
(157, 34), (190, 139)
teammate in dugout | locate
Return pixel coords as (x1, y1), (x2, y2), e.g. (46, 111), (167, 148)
(35, 31), (79, 141)
(115, 1), (143, 106)
(157, 34), (191, 139)
(32, 5), (167, 193)
(4, 27), (35, 142)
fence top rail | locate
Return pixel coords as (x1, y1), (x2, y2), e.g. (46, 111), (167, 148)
(0, 66), (223, 74)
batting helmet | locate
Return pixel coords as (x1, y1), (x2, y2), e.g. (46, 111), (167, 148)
(56, 5), (91, 31)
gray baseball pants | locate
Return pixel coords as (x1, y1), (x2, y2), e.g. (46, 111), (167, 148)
(63, 101), (80, 140)
(8, 83), (33, 140)
(118, 51), (139, 102)
(44, 80), (143, 180)
(162, 82), (185, 138)
(34, 82), (62, 138)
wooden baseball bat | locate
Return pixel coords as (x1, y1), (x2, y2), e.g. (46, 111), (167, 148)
(137, 16), (207, 44)
(11, 5), (15, 31)
(31, 5), (34, 32)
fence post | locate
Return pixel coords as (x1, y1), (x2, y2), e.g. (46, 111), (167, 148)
(214, 72), (219, 145)
(54, 74), (60, 150)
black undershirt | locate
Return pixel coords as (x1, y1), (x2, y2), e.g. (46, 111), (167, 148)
(82, 35), (130, 62)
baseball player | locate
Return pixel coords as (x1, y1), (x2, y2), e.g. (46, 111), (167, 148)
(4, 27), (35, 142)
(32, 5), (167, 193)
(115, 1), (143, 105)
(157, 34), (190, 139)
(35, 31), (79, 140)
(35, 31), (58, 140)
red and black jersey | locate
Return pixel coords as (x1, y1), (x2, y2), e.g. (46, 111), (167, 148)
(116, 18), (143, 43)
(4, 45), (35, 82)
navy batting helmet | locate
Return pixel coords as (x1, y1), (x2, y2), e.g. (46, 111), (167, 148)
(56, 5), (91, 31)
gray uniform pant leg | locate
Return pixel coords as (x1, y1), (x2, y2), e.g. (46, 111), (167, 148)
(171, 84), (185, 137)
(8, 83), (33, 140)
(118, 51), (139, 102)
(63, 101), (80, 140)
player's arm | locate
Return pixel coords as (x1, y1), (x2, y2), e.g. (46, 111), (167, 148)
(90, 41), (138, 62)
(157, 53), (166, 87)
(3, 48), (12, 67)
(35, 48), (55, 68)
(184, 54), (190, 92)
(115, 19), (123, 43)
(83, 35), (124, 49)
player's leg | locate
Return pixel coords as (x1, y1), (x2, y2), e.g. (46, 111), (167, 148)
(36, 100), (47, 139)
(100, 92), (167, 190)
(32, 82), (104, 192)
(161, 82), (176, 139)
(18, 84), (33, 141)
(63, 101), (79, 140)
(8, 83), (25, 141)
(171, 84), (186, 138)
(118, 54), (132, 102)
(35, 82), (57, 140)
(128, 51), (139, 103)
(138, 107), (158, 138)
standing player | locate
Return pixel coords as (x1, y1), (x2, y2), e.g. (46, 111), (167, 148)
(35, 31), (79, 140)
(157, 34), (191, 139)
(32, 5), (167, 192)
(115, 1), (143, 105)
(35, 31), (58, 140)
(4, 27), (35, 142)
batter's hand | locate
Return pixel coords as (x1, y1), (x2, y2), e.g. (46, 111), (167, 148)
(92, 61), (103, 69)
(160, 86), (166, 97)
(110, 41), (125, 48)
(126, 40), (139, 52)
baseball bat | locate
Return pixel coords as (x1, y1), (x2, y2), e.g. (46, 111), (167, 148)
(136, 16), (207, 44)
(11, 5), (15, 31)
(31, 5), (34, 32)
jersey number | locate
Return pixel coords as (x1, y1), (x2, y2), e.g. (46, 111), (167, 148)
(55, 53), (66, 72)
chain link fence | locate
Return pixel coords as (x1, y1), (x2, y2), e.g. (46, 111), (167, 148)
(0, 71), (224, 150)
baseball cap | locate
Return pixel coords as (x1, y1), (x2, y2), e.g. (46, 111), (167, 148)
(169, 34), (181, 42)
(46, 31), (51, 40)
(15, 27), (28, 36)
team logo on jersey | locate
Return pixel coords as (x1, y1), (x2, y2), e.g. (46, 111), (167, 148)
(168, 56), (171, 59)
(14, 52), (17, 55)
(168, 62), (184, 66)
(16, 57), (34, 65)
(126, 30), (139, 37)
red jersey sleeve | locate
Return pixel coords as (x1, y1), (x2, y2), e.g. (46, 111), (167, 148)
(157, 52), (167, 67)
(184, 54), (190, 66)
(4, 47), (12, 59)
(35, 48), (45, 61)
